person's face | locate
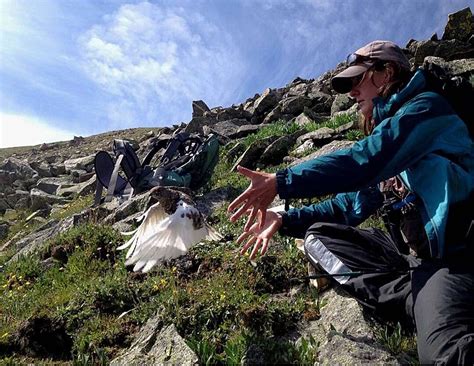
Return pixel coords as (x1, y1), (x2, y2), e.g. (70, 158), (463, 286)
(349, 68), (387, 120)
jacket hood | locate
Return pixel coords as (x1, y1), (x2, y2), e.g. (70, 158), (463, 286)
(372, 69), (428, 124)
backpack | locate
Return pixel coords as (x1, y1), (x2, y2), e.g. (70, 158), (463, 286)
(421, 63), (474, 138)
(93, 132), (220, 205)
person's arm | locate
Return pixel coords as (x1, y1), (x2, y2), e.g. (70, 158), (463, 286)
(279, 188), (383, 238)
(277, 92), (454, 199)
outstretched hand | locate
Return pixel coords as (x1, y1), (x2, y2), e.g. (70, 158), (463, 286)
(236, 210), (282, 260)
(227, 166), (278, 230)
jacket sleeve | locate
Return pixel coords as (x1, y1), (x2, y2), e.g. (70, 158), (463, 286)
(276, 92), (457, 199)
(278, 187), (383, 238)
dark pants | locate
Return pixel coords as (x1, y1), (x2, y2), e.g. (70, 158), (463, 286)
(304, 222), (474, 365)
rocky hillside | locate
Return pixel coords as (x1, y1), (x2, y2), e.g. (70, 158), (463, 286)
(0, 7), (473, 365)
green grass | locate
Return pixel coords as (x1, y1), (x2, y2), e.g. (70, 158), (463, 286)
(0, 115), (417, 364)
(375, 322), (419, 364)
(0, 213), (319, 364)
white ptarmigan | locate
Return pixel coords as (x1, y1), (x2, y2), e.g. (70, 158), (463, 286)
(117, 186), (222, 273)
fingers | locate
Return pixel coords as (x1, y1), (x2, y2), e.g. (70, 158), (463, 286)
(240, 235), (257, 255)
(229, 199), (253, 222)
(260, 238), (269, 256)
(244, 206), (259, 231)
(257, 208), (266, 230)
(243, 236), (269, 260)
(227, 189), (249, 213)
(249, 237), (262, 259)
(236, 165), (258, 178)
(236, 230), (252, 244)
(227, 166), (259, 213)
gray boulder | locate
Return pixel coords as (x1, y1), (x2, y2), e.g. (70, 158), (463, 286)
(234, 125), (262, 139)
(0, 221), (10, 241)
(192, 100), (211, 117)
(0, 158), (39, 191)
(184, 116), (216, 134)
(29, 161), (54, 178)
(422, 56), (474, 77)
(442, 7), (473, 42)
(30, 188), (70, 211)
(331, 94), (356, 116)
(57, 175), (96, 197)
(64, 155), (96, 173)
(252, 88), (280, 115)
(280, 95), (313, 115)
(5, 190), (30, 210)
(216, 106), (252, 122)
(291, 140), (354, 166)
(36, 177), (72, 195)
(299, 288), (401, 364)
(408, 39), (474, 66)
(293, 112), (316, 127)
(232, 136), (277, 171)
(110, 317), (198, 366)
(262, 105), (282, 124)
(296, 127), (335, 146)
(212, 119), (249, 138)
(260, 135), (297, 166)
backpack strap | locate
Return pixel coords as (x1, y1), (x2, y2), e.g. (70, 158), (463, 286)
(93, 150), (129, 206)
(105, 154), (124, 202)
(113, 139), (143, 188)
(141, 138), (171, 167)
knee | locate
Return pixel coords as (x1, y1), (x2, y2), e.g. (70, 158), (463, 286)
(417, 331), (474, 365)
(305, 222), (338, 239)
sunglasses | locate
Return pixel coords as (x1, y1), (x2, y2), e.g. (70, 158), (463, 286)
(350, 72), (367, 89)
(347, 53), (388, 71)
(346, 53), (373, 66)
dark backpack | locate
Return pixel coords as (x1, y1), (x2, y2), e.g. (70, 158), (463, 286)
(93, 132), (220, 205)
(421, 63), (474, 138)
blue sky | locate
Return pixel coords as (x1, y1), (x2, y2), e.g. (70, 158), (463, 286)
(0, 0), (472, 147)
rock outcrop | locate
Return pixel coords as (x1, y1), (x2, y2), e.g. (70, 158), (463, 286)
(0, 7), (473, 365)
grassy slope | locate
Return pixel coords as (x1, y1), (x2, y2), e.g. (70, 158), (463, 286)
(0, 116), (417, 365)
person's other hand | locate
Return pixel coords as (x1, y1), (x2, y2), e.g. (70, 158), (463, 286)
(227, 166), (277, 230)
(236, 210), (282, 260)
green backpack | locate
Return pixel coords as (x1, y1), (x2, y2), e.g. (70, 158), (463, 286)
(93, 132), (220, 204)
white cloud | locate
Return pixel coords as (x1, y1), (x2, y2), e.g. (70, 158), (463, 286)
(0, 113), (76, 148)
(79, 2), (245, 128)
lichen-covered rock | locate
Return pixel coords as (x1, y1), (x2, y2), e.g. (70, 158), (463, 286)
(408, 39), (474, 66)
(252, 88), (280, 115)
(29, 188), (70, 211)
(442, 7), (474, 42)
(192, 99), (211, 117)
(422, 56), (474, 76)
(36, 177), (72, 195)
(331, 94), (356, 116)
(299, 288), (401, 365)
(63, 154), (96, 173)
(110, 317), (198, 366)
(291, 140), (355, 166)
(296, 127), (335, 146)
(231, 136), (277, 171)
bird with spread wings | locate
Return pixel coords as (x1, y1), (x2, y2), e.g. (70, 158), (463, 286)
(117, 186), (222, 273)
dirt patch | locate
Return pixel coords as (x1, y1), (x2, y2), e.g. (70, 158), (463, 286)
(14, 315), (73, 359)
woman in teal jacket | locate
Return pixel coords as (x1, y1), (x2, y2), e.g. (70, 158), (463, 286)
(228, 40), (474, 364)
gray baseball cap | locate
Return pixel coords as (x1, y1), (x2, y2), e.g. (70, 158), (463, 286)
(332, 40), (410, 93)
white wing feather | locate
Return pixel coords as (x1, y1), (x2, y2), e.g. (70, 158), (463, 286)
(118, 200), (221, 273)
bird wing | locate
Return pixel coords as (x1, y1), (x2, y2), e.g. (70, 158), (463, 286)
(118, 200), (219, 273)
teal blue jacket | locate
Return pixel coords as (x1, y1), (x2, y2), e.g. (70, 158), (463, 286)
(277, 70), (474, 258)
